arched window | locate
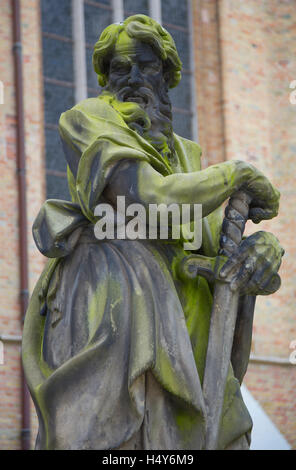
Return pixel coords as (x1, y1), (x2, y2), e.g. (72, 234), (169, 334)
(41, 0), (197, 200)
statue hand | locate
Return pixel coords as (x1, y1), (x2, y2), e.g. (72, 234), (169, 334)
(220, 231), (284, 295)
(239, 163), (280, 224)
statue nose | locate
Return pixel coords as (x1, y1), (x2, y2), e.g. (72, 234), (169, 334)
(128, 65), (143, 87)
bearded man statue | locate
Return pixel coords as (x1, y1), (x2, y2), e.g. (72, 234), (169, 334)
(22, 15), (283, 450)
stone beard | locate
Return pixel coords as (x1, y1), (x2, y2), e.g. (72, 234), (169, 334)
(106, 70), (176, 161)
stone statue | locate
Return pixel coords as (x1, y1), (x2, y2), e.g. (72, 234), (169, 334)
(22, 15), (284, 450)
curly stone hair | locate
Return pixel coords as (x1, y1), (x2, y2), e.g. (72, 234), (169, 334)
(92, 14), (182, 89)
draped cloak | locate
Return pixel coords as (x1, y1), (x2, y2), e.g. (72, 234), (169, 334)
(22, 94), (253, 450)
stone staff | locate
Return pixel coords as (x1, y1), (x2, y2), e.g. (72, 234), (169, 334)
(202, 190), (252, 450)
(180, 190), (281, 449)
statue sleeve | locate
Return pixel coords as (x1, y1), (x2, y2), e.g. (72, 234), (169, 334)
(104, 158), (244, 225)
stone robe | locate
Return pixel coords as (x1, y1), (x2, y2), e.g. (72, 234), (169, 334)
(22, 94), (253, 450)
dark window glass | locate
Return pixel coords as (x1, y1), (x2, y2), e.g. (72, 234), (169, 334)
(41, 0), (72, 38)
(163, 2), (192, 140)
(42, 37), (73, 83)
(162, 0), (188, 28)
(41, 0), (194, 201)
(165, 27), (190, 70)
(123, 0), (149, 16)
(88, 88), (102, 98)
(86, 47), (102, 93)
(84, 4), (113, 46)
(172, 111), (192, 140)
(169, 73), (191, 111)
(44, 82), (74, 126)
(41, 0), (74, 200)
(46, 174), (70, 200)
(45, 128), (67, 173)
(85, 0), (110, 4)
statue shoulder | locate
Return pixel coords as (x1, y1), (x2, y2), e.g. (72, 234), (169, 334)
(58, 95), (126, 177)
(60, 95), (124, 128)
(58, 95), (126, 156)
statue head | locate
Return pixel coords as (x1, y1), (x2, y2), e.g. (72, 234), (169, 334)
(93, 15), (182, 156)
(92, 14), (182, 90)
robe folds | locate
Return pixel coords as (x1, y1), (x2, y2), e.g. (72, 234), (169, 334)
(22, 94), (253, 450)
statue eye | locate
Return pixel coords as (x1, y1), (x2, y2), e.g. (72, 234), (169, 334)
(140, 63), (161, 74)
(111, 62), (130, 75)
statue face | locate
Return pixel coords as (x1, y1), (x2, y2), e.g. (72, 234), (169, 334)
(107, 38), (167, 108)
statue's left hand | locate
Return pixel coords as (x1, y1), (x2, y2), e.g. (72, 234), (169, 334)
(220, 231), (284, 295)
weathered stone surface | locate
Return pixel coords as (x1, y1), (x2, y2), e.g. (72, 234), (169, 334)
(22, 14), (283, 450)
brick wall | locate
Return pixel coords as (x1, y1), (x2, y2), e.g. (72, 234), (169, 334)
(244, 363), (296, 449)
(0, 0), (45, 449)
(193, 0), (296, 449)
(218, 0), (296, 358)
(193, 0), (226, 167)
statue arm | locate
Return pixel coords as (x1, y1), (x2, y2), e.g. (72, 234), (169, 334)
(104, 159), (280, 223)
(104, 158), (280, 387)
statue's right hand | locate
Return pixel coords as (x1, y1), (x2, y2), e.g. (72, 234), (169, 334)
(238, 162), (280, 224)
